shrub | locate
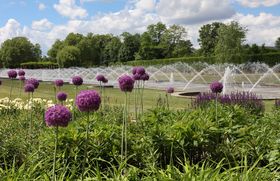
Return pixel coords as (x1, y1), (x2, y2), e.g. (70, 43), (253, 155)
(20, 62), (59, 69)
(193, 91), (264, 114)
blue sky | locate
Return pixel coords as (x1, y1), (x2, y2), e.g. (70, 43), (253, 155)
(0, 0), (280, 54)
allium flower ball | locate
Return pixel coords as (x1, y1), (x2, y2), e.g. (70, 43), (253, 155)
(18, 70), (25, 76)
(132, 73), (141, 81)
(26, 78), (40, 89)
(132, 67), (138, 75)
(103, 78), (108, 83)
(24, 84), (35, 93)
(75, 90), (101, 112)
(118, 75), (134, 92)
(57, 92), (67, 101)
(45, 105), (72, 127)
(54, 79), (64, 87)
(72, 76), (83, 86)
(7, 70), (17, 79)
(141, 73), (149, 81)
(19, 76), (25, 81)
(166, 87), (174, 94)
(136, 67), (145, 75)
(96, 74), (105, 82)
(210, 81), (223, 94)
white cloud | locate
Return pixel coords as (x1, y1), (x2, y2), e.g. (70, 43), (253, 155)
(38, 3), (46, 10)
(54, 0), (88, 19)
(157, 0), (235, 24)
(231, 13), (280, 46)
(32, 19), (53, 31)
(0, 19), (22, 43)
(236, 0), (280, 8)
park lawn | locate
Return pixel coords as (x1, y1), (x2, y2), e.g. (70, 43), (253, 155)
(0, 79), (275, 112)
(0, 79), (190, 110)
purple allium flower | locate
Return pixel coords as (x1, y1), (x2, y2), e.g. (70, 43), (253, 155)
(54, 79), (64, 87)
(45, 105), (72, 127)
(210, 81), (223, 94)
(26, 78), (40, 89)
(57, 92), (67, 102)
(166, 87), (174, 94)
(141, 72), (149, 81)
(18, 70), (25, 76)
(103, 78), (108, 83)
(132, 73), (141, 81)
(7, 70), (17, 79)
(24, 84), (35, 93)
(118, 75), (134, 92)
(96, 74), (105, 82)
(19, 76), (25, 81)
(72, 76), (83, 86)
(132, 67), (138, 75)
(75, 90), (101, 112)
(136, 67), (145, 75)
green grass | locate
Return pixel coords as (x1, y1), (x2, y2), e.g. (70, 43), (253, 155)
(0, 79), (190, 110)
(1, 78), (275, 111)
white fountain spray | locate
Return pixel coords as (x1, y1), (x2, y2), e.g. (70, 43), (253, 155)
(222, 67), (232, 95)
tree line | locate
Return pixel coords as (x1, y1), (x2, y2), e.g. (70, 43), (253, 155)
(1, 21), (280, 68)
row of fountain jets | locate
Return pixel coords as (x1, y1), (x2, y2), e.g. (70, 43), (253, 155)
(0, 62), (279, 93)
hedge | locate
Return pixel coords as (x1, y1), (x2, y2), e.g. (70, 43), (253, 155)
(20, 62), (59, 69)
(122, 52), (280, 66)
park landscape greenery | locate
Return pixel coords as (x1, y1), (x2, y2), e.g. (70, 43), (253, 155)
(1, 21), (280, 68)
(0, 68), (279, 180)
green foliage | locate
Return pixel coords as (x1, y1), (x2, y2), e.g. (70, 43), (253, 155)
(20, 61), (59, 69)
(275, 37), (280, 50)
(0, 37), (42, 68)
(214, 21), (247, 63)
(56, 46), (81, 67)
(198, 22), (224, 56)
(0, 102), (279, 180)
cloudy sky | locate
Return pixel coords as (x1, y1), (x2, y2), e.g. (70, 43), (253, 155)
(0, 0), (280, 54)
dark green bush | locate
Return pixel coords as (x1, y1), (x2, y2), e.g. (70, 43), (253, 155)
(20, 61), (59, 69)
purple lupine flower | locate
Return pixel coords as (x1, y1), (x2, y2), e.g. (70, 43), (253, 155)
(72, 76), (83, 86)
(54, 79), (64, 87)
(132, 67), (138, 75)
(132, 73), (141, 81)
(7, 70), (17, 79)
(45, 105), (72, 127)
(136, 67), (145, 75)
(118, 75), (134, 92)
(18, 70), (25, 76)
(19, 76), (25, 81)
(96, 74), (105, 82)
(141, 72), (149, 81)
(57, 92), (67, 102)
(75, 90), (101, 112)
(210, 81), (223, 94)
(24, 84), (35, 93)
(166, 87), (174, 94)
(26, 78), (40, 89)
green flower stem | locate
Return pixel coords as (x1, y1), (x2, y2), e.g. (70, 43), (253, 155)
(53, 86), (57, 104)
(53, 125), (58, 181)
(166, 93), (169, 109)
(125, 92), (128, 160)
(140, 81), (145, 114)
(82, 111), (90, 180)
(215, 93), (218, 123)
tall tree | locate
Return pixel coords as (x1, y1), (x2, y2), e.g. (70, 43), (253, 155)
(275, 37), (280, 50)
(214, 21), (247, 63)
(118, 32), (140, 61)
(56, 46), (81, 67)
(198, 22), (223, 56)
(47, 39), (64, 61)
(104, 36), (122, 64)
(0, 37), (42, 68)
